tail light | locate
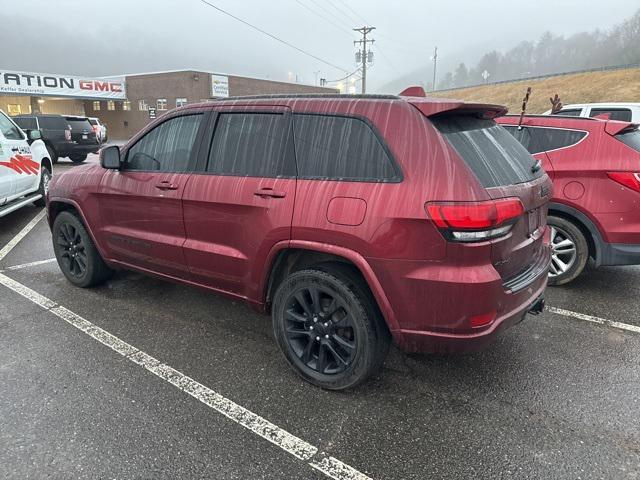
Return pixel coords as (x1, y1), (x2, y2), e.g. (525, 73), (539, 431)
(65, 128), (71, 141)
(607, 172), (640, 193)
(425, 198), (524, 242)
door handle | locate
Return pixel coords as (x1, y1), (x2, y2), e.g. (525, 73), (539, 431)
(254, 187), (286, 199)
(155, 181), (179, 191)
(10, 147), (18, 152)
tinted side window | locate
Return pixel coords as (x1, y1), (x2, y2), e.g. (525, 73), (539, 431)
(504, 126), (586, 154)
(589, 108), (632, 122)
(616, 129), (640, 152)
(125, 114), (203, 172)
(39, 116), (66, 130)
(527, 127), (587, 153)
(293, 114), (399, 182)
(14, 117), (37, 130)
(207, 113), (294, 177)
(0, 111), (24, 140)
(555, 109), (582, 117)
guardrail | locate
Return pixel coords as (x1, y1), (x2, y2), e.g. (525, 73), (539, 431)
(434, 63), (640, 93)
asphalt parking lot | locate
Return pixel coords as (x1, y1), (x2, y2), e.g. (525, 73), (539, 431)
(1, 155), (640, 479)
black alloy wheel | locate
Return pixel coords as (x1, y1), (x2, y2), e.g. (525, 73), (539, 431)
(284, 285), (357, 375)
(56, 222), (88, 278)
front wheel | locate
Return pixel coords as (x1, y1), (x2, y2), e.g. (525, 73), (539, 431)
(547, 215), (589, 286)
(272, 268), (389, 390)
(33, 165), (51, 207)
(52, 211), (113, 287)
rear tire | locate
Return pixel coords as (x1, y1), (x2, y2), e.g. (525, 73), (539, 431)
(69, 153), (87, 163)
(52, 211), (113, 288)
(33, 165), (51, 207)
(46, 145), (58, 164)
(547, 215), (589, 286)
(272, 267), (389, 390)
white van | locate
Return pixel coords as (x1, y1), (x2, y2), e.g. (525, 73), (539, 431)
(0, 109), (52, 218)
(543, 103), (640, 122)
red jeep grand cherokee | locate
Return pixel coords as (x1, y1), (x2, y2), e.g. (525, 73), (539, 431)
(47, 91), (550, 389)
(497, 114), (640, 285)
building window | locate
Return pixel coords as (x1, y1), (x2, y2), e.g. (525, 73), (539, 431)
(7, 104), (22, 116)
(176, 98), (188, 108)
(92, 101), (101, 111)
(123, 100), (131, 111)
(138, 99), (148, 111)
(157, 98), (167, 111)
(107, 101), (116, 111)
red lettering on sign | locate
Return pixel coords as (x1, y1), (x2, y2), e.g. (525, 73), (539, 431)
(94, 81), (109, 92)
(79, 80), (92, 90)
(110, 83), (123, 92)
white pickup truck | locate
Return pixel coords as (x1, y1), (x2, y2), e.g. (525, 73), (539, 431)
(0, 109), (52, 218)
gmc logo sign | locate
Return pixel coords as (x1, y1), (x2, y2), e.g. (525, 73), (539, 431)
(79, 80), (123, 93)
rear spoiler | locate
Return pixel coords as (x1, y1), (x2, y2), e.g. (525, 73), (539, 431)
(399, 86), (507, 119)
(605, 120), (639, 136)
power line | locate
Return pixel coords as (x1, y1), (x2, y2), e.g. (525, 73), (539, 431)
(325, 68), (362, 83)
(335, 0), (369, 25)
(198, 0), (349, 73)
(325, 0), (360, 25)
(294, 0), (354, 37)
(307, 0), (354, 31)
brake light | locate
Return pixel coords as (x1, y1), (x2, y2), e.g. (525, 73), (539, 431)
(425, 198), (524, 242)
(607, 172), (640, 193)
(65, 129), (71, 141)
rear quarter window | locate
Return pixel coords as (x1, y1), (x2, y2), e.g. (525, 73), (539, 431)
(431, 115), (542, 188)
(503, 125), (587, 154)
(66, 118), (92, 131)
(293, 114), (400, 182)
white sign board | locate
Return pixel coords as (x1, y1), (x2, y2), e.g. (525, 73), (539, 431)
(211, 74), (230, 98)
(0, 69), (126, 99)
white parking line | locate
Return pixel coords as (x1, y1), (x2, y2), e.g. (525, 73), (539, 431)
(0, 270), (371, 479)
(547, 306), (640, 334)
(3, 258), (57, 271)
(0, 209), (46, 262)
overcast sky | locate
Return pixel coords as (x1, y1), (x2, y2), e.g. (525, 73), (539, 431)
(1, 0), (639, 92)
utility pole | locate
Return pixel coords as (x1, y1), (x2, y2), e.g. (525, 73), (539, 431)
(354, 26), (375, 94)
(431, 46), (438, 91)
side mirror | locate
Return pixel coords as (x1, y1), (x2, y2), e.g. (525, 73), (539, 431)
(100, 145), (121, 169)
(26, 129), (42, 141)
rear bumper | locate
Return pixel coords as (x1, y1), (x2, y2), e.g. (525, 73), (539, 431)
(600, 242), (640, 266)
(369, 247), (550, 354)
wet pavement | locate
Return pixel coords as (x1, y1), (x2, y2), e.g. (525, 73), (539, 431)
(1, 156), (639, 479)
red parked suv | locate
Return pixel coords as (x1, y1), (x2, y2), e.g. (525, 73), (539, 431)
(497, 114), (640, 285)
(47, 91), (550, 389)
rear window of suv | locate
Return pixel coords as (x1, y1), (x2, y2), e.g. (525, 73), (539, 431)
(616, 128), (640, 152)
(65, 117), (92, 131)
(38, 116), (68, 130)
(431, 115), (543, 188)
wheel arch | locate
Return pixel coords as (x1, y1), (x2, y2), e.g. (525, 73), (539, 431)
(548, 202), (604, 266)
(48, 198), (109, 262)
(263, 241), (399, 332)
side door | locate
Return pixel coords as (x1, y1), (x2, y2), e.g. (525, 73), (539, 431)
(0, 111), (39, 197)
(182, 107), (297, 300)
(502, 125), (555, 179)
(98, 111), (207, 279)
(0, 127), (16, 204)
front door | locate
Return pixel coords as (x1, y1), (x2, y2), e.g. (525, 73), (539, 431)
(98, 112), (207, 279)
(0, 111), (37, 199)
(182, 108), (297, 300)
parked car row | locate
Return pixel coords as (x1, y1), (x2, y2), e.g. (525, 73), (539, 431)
(13, 114), (102, 164)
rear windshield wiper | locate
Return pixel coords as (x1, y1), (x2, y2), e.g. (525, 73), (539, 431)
(531, 159), (542, 173)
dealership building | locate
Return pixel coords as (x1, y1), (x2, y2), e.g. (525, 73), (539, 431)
(0, 69), (339, 139)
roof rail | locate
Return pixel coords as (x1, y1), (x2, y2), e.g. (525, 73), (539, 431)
(211, 93), (400, 101)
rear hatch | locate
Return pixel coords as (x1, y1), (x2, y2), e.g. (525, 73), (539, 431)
(64, 117), (98, 145)
(429, 112), (552, 283)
